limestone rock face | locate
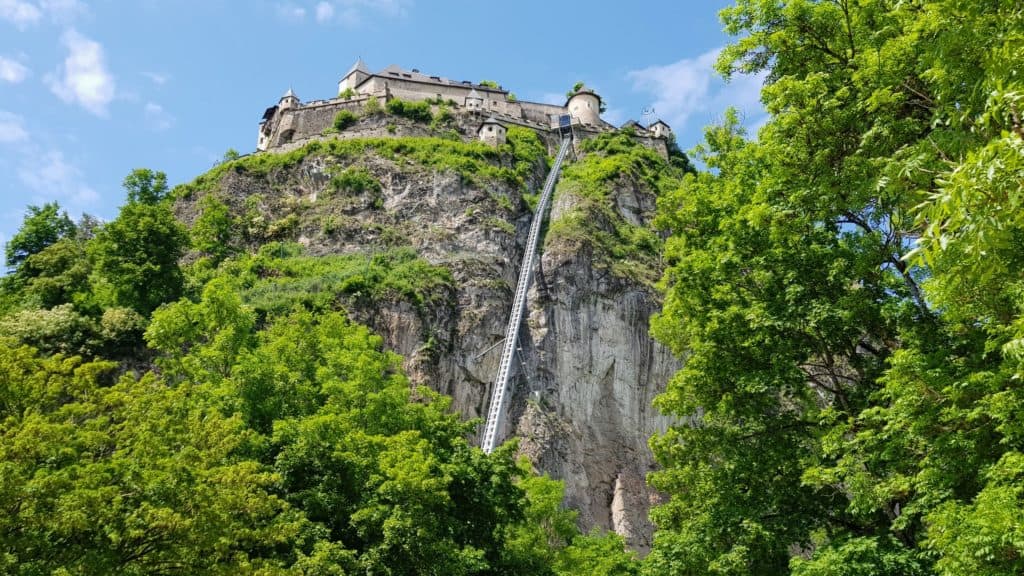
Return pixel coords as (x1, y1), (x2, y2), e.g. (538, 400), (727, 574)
(175, 138), (677, 552)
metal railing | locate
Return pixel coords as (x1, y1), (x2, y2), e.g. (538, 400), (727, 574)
(481, 136), (572, 454)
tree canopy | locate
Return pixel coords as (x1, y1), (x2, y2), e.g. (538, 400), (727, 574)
(646, 1), (1024, 575)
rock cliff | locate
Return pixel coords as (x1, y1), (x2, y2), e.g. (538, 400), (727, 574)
(173, 120), (683, 552)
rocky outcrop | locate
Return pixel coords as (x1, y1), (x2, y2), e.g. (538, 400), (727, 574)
(174, 133), (679, 552)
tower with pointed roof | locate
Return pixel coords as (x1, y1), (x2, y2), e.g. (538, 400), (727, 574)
(478, 116), (507, 146)
(338, 58), (370, 95)
(279, 87), (300, 110)
(465, 88), (483, 111)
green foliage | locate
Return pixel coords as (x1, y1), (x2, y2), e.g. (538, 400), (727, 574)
(566, 81), (585, 100)
(122, 167), (170, 205)
(338, 86), (356, 99)
(385, 97), (434, 123)
(363, 95), (382, 115)
(545, 130), (682, 284)
(430, 105), (455, 131)
(5, 202), (76, 271)
(222, 147), (240, 162)
(328, 166), (381, 197)
(479, 80), (499, 89)
(332, 108), (358, 131)
(176, 132), (546, 200)
(648, 1), (1024, 574)
(90, 169), (184, 315)
(506, 92), (517, 102)
(191, 194), (235, 261)
(485, 217), (515, 236)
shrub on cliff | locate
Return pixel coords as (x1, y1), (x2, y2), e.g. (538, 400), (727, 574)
(332, 109), (358, 131)
(385, 98), (433, 123)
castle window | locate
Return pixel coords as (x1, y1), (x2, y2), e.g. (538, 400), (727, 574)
(488, 126), (493, 132)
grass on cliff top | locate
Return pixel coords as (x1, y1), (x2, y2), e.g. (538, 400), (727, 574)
(545, 130), (686, 285)
(174, 126), (547, 200)
(193, 242), (453, 319)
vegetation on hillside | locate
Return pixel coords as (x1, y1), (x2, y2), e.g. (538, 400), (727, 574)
(0, 166), (639, 574)
(545, 129), (691, 285)
(4, 1), (1022, 572)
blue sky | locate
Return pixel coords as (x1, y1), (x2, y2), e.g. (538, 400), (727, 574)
(0, 0), (765, 251)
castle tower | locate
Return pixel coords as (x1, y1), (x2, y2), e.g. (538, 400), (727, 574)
(478, 116), (507, 146)
(338, 58), (370, 95)
(566, 85), (602, 125)
(465, 88), (483, 111)
(279, 87), (300, 110)
(649, 119), (672, 139)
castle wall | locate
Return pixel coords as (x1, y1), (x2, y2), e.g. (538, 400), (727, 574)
(520, 101), (568, 126)
(359, 76), (506, 107)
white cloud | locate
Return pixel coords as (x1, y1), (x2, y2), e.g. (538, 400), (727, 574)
(0, 0), (41, 28)
(143, 101), (173, 131)
(276, 2), (306, 22)
(46, 28), (116, 117)
(0, 55), (29, 83)
(0, 110), (29, 143)
(18, 147), (98, 205)
(305, 0), (411, 26)
(37, 0), (86, 23)
(142, 71), (168, 85)
(0, 0), (85, 28)
(315, 1), (333, 22)
(627, 47), (766, 135)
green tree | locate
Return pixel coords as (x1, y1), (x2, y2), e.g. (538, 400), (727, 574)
(122, 167), (170, 205)
(90, 170), (188, 315)
(4, 202), (76, 272)
(648, 1), (1024, 574)
(191, 194), (235, 262)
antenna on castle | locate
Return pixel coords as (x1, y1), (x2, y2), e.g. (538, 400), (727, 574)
(641, 106), (656, 128)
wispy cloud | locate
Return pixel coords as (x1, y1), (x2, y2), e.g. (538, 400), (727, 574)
(18, 147), (98, 205)
(0, 0), (85, 28)
(305, 0), (411, 26)
(627, 47), (766, 135)
(46, 28), (116, 117)
(143, 101), (173, 131)
(0, 110), (29, 143)
(0, 55), (29, 83)
(276, 2), (306, 22)
(314, 1), (333, 22)
(0, 0), (42, 28)
(37, 0), (86, 23)
(142, 71), (168, 85)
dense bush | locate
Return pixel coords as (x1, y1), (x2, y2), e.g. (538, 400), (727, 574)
(385, 98), (433, 123)
(332, 109), (358, 131)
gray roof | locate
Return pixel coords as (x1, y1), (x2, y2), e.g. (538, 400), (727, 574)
(467, 88), (482, 100)
(352, 63), (507, 93)
(343, 57), (370, 79)
(282, 87), (297, 99)
(478, 116), (506, 133)
(649, 119), (671, 129)
(565, 85), (602, 105)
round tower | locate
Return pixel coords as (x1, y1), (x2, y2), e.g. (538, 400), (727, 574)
(566, 86), (602, 125)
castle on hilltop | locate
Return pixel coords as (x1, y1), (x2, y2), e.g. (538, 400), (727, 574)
(257, 59), (674, 156)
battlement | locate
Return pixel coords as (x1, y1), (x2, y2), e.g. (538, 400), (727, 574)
(257, 60), (673, 157)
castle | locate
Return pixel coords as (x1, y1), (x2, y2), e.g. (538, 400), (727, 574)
(257, 59), (674, 156)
